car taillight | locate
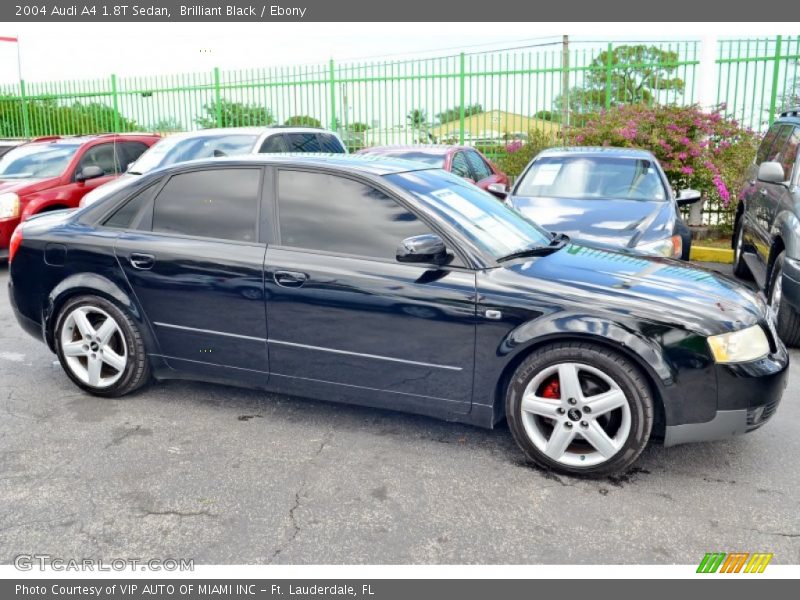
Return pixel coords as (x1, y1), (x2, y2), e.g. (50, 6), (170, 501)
(8, 226), (23, 263)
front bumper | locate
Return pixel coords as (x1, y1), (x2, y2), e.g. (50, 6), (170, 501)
(664, 338), (788, 446)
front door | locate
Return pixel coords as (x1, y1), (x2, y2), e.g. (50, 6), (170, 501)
(113, 167), (269, 383)
(264, 169), (476, 413)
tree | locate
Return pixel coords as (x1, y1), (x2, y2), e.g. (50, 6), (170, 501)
(285, 115), (321, 127)
(0, 96), (140, 137)
(435, 103), (483, 124)
(195, 99), (275, 128)
(406, 109), (431, 142)
(347, 122), (370, 133)
(151, 117), (184, 133)
(553, 45), (686, 117)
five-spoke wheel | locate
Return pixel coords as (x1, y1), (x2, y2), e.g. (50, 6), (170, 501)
(507, 343), (653, 476)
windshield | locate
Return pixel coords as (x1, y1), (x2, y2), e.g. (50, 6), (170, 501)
(0, 143), (80, 179)
(129, 133), (259, 174)
(386, 169), (552, 260)
(516, 156), (667, 202)
(371, 151), (445, 167)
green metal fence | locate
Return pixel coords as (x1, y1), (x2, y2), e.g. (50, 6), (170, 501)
(0, 36), (798, 230)
(2, 37), (796, 144)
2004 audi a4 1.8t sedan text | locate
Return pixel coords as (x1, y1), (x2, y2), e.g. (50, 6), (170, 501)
(7, 155), (789, 476)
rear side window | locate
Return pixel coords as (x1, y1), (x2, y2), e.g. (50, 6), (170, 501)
(103, 183), (160, 229)
(284, 133), (322, 152)
(152, 168), (260, 242)
(277, 170), (431, 259)
(318, 134), (346, 153)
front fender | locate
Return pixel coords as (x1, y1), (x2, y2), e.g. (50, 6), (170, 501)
(770, 205), (800, 260)
(44, 272), (152, 352)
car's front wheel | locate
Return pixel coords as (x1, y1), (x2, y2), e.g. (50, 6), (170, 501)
(768, 252), (800, 347)
(54, 295), (150, 397)
(506, 342), (653, 476)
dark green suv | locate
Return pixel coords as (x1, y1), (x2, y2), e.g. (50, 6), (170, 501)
(733, 107), (800, 345)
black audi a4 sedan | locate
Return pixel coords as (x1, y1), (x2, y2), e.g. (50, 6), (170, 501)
(8, 154), (788, 476)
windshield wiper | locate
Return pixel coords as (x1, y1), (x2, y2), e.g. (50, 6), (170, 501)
(496, 233), (569, 263)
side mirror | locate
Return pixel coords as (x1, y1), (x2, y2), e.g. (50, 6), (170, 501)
(396, 234), (449, 265)
(758, 161), (786, 184)
(676, 189), (702, 205)
(76, 165), (104, 182)
(487, 182), (508, 200)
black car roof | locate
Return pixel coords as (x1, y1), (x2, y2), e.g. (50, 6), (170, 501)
(161, 153), (436, 176)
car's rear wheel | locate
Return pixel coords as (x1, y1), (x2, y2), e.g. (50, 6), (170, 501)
(506, 342), (653, 476)
(768, 252), (800, 347)
(732, 219), (751, 279)
(55, 295), (150, 397)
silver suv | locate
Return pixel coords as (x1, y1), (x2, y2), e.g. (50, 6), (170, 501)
(733, 107), (800, 345)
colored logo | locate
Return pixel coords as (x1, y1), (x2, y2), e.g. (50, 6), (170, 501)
(697, 552), (773, 573)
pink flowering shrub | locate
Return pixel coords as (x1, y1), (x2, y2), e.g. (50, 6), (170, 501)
(571, 104), (760, 212)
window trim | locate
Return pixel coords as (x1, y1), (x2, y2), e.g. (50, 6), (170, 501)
(271, 166), (471, 268)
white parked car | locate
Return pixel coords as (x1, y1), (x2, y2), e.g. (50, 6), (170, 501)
(80, 126), (346, 207)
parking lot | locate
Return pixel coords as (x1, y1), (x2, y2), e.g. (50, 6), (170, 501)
(1, 263), (798, 565)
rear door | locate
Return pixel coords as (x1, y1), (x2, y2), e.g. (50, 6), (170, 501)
(263, 168), (476, 413)
(112, 167), (269, 383)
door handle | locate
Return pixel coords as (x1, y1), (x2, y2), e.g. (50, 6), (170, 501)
(129, 253), (155, 270)
(274, 270), (308, 288)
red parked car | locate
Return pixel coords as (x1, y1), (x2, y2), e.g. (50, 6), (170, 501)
(356, 145), (510, 197)
(0, 133), (160, 259)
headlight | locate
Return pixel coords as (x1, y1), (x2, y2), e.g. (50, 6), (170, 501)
(0, 192), (20, 220)
(707, 325), (770, 363)
(636, 234), (682, 258)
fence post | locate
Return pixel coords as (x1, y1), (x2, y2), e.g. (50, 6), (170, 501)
(604, 42), (613, 109)
(19, 79), (30, 138)
(458, 52), (465, 145)
(213, 67), (222, 127)
(110, 74), (120, 132)
(329, 59), (337, 131)
(768, 35), (783, 125)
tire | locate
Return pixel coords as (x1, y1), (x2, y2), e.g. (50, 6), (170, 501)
(732, 219), (751, 280)
(506, 342), (653, 477)
(54, 295), (150, 397)
(768, 252), (800, 347)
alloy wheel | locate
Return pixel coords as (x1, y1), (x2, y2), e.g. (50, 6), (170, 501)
(60, 305), (128, 388)
(519, 362), (631, 468)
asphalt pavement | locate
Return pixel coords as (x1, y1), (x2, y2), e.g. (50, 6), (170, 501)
(1, 263), (798, 565)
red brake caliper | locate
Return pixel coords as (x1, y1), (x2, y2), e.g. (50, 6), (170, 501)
(541, 376), (560, 400)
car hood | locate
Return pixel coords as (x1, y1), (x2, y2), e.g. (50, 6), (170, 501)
(491, 243), (767, 336)
(0, 176), (59, 195)
(510, 195), (674, 248)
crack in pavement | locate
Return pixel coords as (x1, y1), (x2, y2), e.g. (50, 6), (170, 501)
(105, 425), (143, 449)
(270, 431), (333, 563)
(138, 508), (218, 519)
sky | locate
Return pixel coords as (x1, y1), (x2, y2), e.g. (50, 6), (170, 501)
(0, 22), (785, 86)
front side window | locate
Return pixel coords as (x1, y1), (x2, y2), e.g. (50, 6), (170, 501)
(768, 126), (800, 181)
(466, 151), (493, 180)
(0, 143), (80, 179)
(756, 124), (783, 165)
(76, 143), (120, 177)
(451, 152), (471, 179)
(277, 170), (431, 259)
(515, 155), (667, 202)
(152, 168), (260, 242)
(386, 169), (552, 260)
(259, 135), (286, 153)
